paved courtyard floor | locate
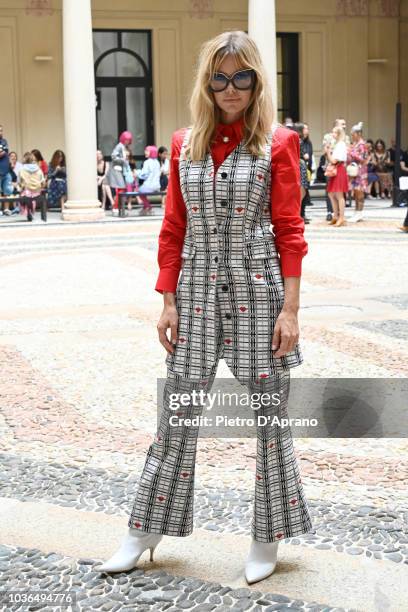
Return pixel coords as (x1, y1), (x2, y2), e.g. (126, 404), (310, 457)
(0, 199), (407, 611)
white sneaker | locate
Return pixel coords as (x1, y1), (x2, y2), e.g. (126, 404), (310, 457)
(245, 538), (280, 584)
(356, 211), (364, 221)
(97, 528), (163, 573)
(348, 213), (359, 223)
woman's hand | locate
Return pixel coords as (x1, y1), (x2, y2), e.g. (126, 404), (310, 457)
(157, 293), (179, 354)
(272, 308), (300, 357)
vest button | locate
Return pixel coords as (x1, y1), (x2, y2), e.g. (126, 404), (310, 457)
(222, 284), (228, 291)
(220, 200), (228, 207)
(221, 172), (227, 179)
(225, 313), (232, 319)
(214, 256), (218, 263)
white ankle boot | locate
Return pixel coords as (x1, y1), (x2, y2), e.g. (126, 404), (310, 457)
(98, 528), (163, 573)
(245, 538), (280, 584)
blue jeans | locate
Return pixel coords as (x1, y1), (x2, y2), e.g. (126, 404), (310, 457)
(0, 173), (13, 196)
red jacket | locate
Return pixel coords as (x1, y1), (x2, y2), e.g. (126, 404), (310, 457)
(155, 117), (308, 294)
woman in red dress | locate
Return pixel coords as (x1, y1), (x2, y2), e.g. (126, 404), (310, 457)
(326, 126), (349, 226)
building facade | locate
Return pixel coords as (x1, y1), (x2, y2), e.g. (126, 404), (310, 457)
(0, 0), (407, 216)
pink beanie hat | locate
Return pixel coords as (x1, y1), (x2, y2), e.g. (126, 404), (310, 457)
(145, 145), (158, 158)
(119, 131), (133, 144)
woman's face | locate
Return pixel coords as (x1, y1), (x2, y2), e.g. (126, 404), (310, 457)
(160, 150), (168, 160)
(145, 148), (150, 158)
(376, 142), (384, 153)
(96, 150), (103, 162)
(9, 152), (17, 165)
(211, 54), (253, 122)
(352, 131), (361, 143)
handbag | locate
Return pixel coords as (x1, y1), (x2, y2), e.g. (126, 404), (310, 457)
(346, 162), (359, 177)
(324, 163), (337, 178)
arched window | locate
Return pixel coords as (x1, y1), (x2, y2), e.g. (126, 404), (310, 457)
(93, 30), (153, 160)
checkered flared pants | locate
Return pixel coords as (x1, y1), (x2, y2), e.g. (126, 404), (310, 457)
(127, 298), (314, 543)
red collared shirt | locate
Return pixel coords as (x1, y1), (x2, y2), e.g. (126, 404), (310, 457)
(155, 117), (308, 294)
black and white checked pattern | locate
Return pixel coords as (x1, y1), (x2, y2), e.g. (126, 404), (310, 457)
(128, 126), (313, 542)
(165, 124), (303, 380)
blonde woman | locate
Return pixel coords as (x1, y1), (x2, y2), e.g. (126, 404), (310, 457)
(326, 126), (348, 226)
(99, 31), (313, 584)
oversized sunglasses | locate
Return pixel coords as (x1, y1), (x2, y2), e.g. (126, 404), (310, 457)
(208, 69), (255, 92)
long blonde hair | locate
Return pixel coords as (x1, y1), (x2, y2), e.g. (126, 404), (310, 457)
(333, 126), (345, 142)
(185, 31), (275, 161)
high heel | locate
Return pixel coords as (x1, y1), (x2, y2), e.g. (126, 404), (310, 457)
(98, 528), (163, 573)
(334, 218), (347, 226)
(245, 537), (280, 584)
(328, 217), (338, 225)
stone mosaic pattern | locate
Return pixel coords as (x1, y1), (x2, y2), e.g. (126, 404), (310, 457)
(0, 545), (352, 612)
(348, 319), (408, 341)
(1, 454), (407, 565)
(1, 212), (408, 611)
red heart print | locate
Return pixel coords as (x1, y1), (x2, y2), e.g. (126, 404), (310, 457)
(224, 338), (232, 344)
(290, 498), (298, 505)
(179, 337), (186, 343)
(134, 522), (142, 528)
(192, 206), (198, 212)
(211, 274), (216, 280)
(235, 207), (244, 213)
(239, 306), (247, 312)
(181, 472), (189, 478)
(157, 496), (166, 502)
(254, 273), (263, 280)
(275, 532), (284, 539)
(256, 474), (262, 481)
(195, 307), (202, 313)
(268, 442), (274, 448)
(257, 173), (264, 180)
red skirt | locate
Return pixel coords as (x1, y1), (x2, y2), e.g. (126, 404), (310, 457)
(327, 162), (349, 193)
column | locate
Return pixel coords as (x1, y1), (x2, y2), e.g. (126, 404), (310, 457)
(62, 0), (104, 221)
(248, 0), (278, 117)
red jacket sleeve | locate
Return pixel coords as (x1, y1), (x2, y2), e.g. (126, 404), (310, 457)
(155, 128), (188, 294)
(270, 127), (308, 277)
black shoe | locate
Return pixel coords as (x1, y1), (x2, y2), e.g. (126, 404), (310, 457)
(27, 212), (33, 222)
(326, 213), (333, 221)
(303, 217), (310, 224)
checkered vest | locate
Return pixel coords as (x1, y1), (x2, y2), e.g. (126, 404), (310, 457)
(178, 126), (278, 265)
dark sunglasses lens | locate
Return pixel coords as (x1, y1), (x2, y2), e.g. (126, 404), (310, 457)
(209, 73), (228, 91)
(232, 70), (254, 89)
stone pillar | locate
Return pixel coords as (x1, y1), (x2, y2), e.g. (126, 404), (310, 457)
(248, 0), (278, 116)
(62, 0), (104, 221)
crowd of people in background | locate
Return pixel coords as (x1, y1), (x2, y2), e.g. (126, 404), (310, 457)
(102, 131), (170, 215)
(0, 124), (169, 221)
(1, 119), (407, 226)
(284, 116), (408, 229)
(0, 123), (67, 221)
(101, 130), (169, 216)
